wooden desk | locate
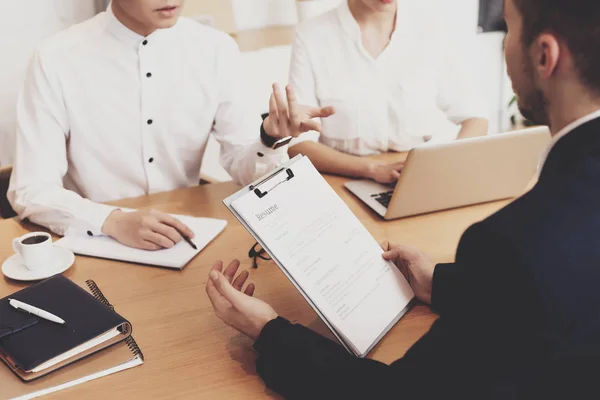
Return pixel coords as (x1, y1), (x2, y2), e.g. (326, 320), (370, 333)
(0, 170), (510, 399)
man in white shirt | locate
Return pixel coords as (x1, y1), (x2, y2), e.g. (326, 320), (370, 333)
(288, 0), (489, 183)
(8, 0), (333, 250)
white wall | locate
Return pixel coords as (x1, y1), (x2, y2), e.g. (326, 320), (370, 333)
(232, 0), (298, 30)
(0, 0), (100, 165)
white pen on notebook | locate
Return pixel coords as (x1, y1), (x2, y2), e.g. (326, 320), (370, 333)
(8, 298), (66, 325)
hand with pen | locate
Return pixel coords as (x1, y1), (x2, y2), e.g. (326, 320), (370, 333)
(102, 209), (195, 251)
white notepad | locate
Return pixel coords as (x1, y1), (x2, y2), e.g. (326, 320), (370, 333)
(224, 156), (414, 357)
(55, 214), (227, 269)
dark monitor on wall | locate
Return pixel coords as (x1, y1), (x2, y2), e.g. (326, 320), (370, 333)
(479, 0), (507, 32)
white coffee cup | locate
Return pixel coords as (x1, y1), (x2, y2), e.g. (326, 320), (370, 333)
(12, 232), (54, 271)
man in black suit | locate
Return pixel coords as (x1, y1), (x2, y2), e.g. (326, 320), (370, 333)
(206, 0), (600, 398)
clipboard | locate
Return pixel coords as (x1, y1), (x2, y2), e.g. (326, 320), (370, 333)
(223, 155), (414, 357)
(223, 156), (354, 354)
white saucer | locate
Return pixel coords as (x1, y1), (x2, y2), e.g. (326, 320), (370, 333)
(2, 246), (75, 281)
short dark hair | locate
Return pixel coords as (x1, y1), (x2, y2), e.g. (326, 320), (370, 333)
(513, 0), (600, 93)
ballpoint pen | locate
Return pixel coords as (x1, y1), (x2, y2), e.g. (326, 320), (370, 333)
(8, 298), (66, 325)
(175, 228), (197, 250)
(182, 234), (198, 250)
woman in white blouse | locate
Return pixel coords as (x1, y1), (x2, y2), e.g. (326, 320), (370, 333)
(288, 0), (489, 183)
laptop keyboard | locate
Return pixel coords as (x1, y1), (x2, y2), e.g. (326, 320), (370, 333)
(372, 190), (394, 208)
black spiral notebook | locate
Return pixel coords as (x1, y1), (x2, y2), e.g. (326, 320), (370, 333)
(0, 277), (144, 399)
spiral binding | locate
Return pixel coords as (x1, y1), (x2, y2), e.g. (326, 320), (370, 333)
(85, 280), (145, 361)
(125, 336), (144, 360)
(85, 280), (115, 311)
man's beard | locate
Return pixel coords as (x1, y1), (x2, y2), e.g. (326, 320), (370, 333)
(517, 57), (550, 127)
(519, 89), (549, 127)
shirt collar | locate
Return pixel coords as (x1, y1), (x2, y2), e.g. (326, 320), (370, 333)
(539, 109), (600, 169)
(105, 2), (175, 49)
(336, 0), (401, 44)
(106, 2), (145, 48)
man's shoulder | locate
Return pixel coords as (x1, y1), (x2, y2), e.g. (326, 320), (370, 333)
(456, 184), (558, 267)
(36, 13), (106, 60)
(475, 174), (593, 249)
(478, 182), (556, 234)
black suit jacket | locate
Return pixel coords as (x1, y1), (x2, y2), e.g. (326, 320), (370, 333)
(252, 117), (600, 400)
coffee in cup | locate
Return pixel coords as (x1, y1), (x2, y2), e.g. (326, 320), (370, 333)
(12, 232), (54, 271)
(21, 235), (50, 245)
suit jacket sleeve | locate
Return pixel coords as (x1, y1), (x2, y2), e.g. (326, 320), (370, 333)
(253, 222), (533, 399)
(431, 262), (468, 315)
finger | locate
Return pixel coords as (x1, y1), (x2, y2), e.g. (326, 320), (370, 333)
(269, 93), (279, 121)
(157, 213), (195, 239)
(382, 244), (414, 261)
(140, 240), (162, 251)
(211, 260), (224, 273)
(286, 85), (300, 128)
(308, 105), (336, 118)
(380, 241), (391, 252)
(142, 230), (175, 249)
(273, 83), (289, 123)
(397, 262), (411, 282)
(223, 259), (241, 283)
(300, 119), (323, 133)
(244, 283), (256, 297)
(232, 270), (250, 291)
(391, 170), (401, 180)
(391, 161), (405, 171)
(209, 270), (246, 308)
(151, 221), (183, 245)
(206, 276), (233, 312)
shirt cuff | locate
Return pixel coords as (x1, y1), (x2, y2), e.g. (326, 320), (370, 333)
(254, 316), (293, 354)
(250, 138), (289, 162)
(431, 263), (464, 314)
(66, 202), (119, 237)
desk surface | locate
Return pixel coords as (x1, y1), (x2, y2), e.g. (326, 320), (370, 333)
(0, 163), (510, 399)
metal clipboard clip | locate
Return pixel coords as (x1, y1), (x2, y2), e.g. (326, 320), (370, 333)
(249, 167), (295, 198)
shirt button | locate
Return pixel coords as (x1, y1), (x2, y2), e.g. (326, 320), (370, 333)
(146, 72), (152, 78)
(142, 40), (148, 45)
(149, 157), (154, 163)
(147, 119), (153, 125)
(87, 230), (93, 236)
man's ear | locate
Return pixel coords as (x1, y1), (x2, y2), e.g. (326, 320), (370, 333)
(532, 33), (561, 80)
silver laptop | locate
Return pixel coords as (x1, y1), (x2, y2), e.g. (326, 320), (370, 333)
(345, 127), (551, 220)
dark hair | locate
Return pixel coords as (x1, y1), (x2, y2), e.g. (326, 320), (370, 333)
(514, 0), (600, 93)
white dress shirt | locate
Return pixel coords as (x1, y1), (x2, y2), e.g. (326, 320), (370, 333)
(289, 0), (488, 155)
(8, 7), (288, 237)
